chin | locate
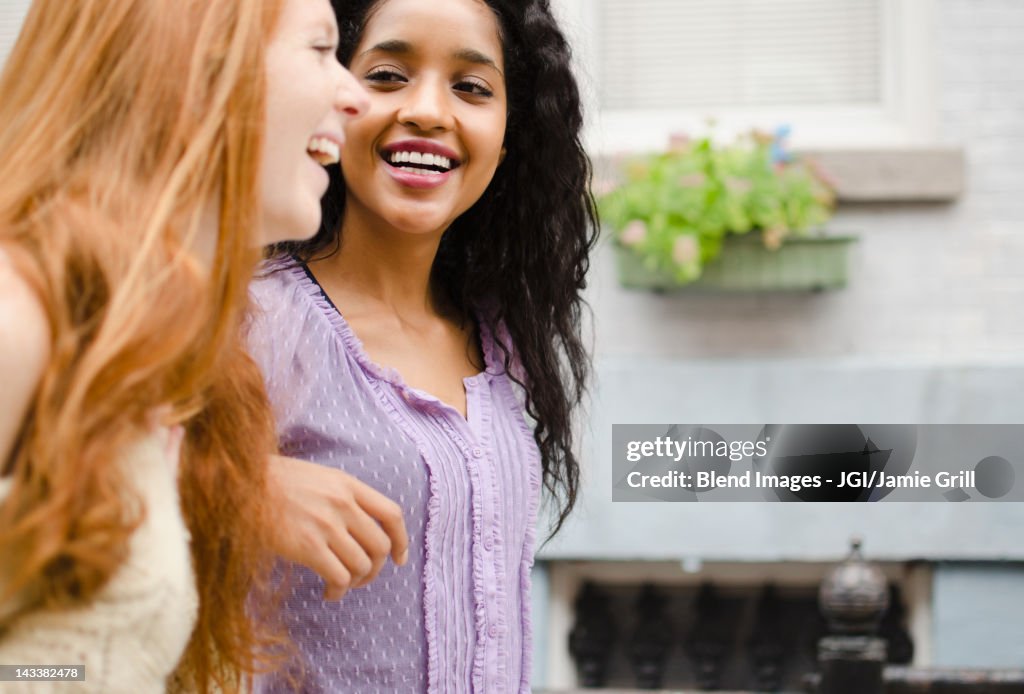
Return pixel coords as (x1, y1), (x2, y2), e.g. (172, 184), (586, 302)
(391, 217), (451, 237)
(383, 205), (456, 235)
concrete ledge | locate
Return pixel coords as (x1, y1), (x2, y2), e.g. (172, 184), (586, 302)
(795, 148), (966, 202)
(595, 148), (966, 203)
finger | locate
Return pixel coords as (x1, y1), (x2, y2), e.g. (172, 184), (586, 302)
(352, 482), (409, 566)
(348, 524), (387, 589)
(301, 542), (352, 601)
(323, 581), (349, 602)
(328, 532), (374, 589)
(344, 506), (394, 584)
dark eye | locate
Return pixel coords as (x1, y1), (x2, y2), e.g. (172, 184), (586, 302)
(454, 79), (493, 98)
(365, 67), (407, 85)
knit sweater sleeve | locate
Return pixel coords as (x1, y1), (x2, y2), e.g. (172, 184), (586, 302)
(0, 430), (198, 694)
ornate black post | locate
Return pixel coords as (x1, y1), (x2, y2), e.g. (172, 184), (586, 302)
(817, 538), (889, 694)
(748, 585), (786, 692)
(686, 583), (730, 691)
(629, 584), (673, 689)
(880, 583), (914, 665)
(568, 582), (617, 688)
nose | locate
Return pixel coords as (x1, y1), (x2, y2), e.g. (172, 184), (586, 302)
(396, 76), (455, 132)
(334, 62), (369, 122)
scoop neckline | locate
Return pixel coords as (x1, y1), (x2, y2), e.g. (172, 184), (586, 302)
(287, 259), (500, 404)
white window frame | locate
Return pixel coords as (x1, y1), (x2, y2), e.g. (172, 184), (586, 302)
(552, 0), (938, 153)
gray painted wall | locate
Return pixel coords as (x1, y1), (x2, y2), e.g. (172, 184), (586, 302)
(933, 563), (1024, 667)
(537, 0), (1024, 678)
(540, 359), (1024, 562)
(543, 0), (1024, 563)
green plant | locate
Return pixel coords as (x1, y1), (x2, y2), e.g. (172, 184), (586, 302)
(597, 130), (836, 283)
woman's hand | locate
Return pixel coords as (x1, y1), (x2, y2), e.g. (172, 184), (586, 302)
(266, 455), (409, 600)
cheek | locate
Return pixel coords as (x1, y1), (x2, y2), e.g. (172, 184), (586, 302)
(266, 60), (323, 132)
(474, 121), (507, 175)
(342, 111), (384, 156)
(489, 112), (508, 160)
(263, 57), (293, 129)
(260, 141), (284, 190)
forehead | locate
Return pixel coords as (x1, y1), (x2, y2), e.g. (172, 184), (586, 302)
(274, 0), (337, 35)
(358, 0), (503, 69)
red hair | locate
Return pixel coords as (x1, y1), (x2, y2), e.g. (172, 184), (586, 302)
(0, 0), (288, 690)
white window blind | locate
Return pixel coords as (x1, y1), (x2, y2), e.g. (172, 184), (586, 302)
(597, 0), (882, 111)
(0, 0), (32, 70)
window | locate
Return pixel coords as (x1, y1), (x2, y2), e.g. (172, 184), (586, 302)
(0, 0), (31, 69)
(554, 0), (938, 152)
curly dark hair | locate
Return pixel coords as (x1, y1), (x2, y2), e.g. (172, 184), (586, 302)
(274, 0), (597, 536)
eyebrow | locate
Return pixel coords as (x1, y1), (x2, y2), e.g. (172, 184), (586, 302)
(318, 19), (340, 42)
(359, 40), (503, 75)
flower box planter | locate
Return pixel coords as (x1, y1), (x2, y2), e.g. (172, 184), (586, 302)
(615, 233), (857, 292)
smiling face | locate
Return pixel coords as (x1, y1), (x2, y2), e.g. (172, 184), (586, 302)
(339, 0), (507, 239)
(260, 0), (369, 246)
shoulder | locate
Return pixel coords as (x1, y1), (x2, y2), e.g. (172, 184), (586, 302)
(246, 257), (317, 340)
(0, 247), (49, 353)
(0, 248), (50, 401)
(0, 247), (51, 462)
(249, 256), (304, 310)
(245, 256), (341, 387)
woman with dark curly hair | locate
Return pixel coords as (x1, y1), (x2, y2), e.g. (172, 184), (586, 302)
(247, 0), (596, 690)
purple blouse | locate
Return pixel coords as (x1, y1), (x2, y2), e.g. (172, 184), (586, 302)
(247, 259), (540, 693)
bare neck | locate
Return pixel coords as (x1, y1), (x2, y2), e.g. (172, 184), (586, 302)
(309, 218), (449, 322)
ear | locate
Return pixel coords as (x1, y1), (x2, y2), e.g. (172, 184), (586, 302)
(499, 147), (507, 164)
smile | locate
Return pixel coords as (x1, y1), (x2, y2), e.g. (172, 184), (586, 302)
(385, 150), (454, 174)
(379, 139), (462, 183)
(307, 135), (342, 166)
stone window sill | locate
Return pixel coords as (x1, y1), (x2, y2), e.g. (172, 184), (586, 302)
(792, 148), (965, 202)
(595, 148), (966, 204)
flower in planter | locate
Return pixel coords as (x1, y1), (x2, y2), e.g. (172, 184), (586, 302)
(598, 129), (836, 284)
(621, 220), (648, 247)
(763, 226), (786, 252)
(672, 235), (699, 265)
(677, 172), (707, 188)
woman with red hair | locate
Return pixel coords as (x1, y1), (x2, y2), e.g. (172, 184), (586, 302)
(0, 0), (372, 690)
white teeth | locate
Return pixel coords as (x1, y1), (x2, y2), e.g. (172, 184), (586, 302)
(398, 166), (443, 176)
(307, 136), (340, 165)
(385, 149), (455, 172)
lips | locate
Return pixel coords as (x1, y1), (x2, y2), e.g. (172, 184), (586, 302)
(380, 139), (462, 174)
(377, 139), (463, 190)
(307, 133), (344, 166)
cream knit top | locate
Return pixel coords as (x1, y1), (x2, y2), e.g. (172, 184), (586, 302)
(0, 429), (198, 693)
